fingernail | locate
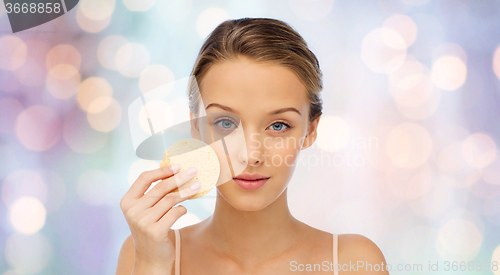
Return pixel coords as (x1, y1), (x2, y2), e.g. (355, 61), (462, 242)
(169, 164), (180, 174)
(185, 166), (198, 176)
(190, 181), (201, 190)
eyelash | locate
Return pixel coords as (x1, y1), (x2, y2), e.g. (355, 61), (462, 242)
(268, 120), (293, 132)
(212, 118), (294, 132)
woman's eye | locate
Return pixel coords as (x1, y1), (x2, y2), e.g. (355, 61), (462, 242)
(214, 119), (237, 130)
(213, 120), (291, 132)
(268, 122), (289, 132)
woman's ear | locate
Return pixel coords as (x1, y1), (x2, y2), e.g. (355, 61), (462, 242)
(190, 111), (202, 139)
(301, 114), (321, 150)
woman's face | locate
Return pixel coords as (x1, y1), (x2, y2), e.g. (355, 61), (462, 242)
(190, 55), (320, 211)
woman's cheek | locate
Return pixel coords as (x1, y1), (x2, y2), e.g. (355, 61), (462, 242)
(283, 149), (299, 167)
(267, 145), (299, 169)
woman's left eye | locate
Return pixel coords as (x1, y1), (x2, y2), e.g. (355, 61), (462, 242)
(267, 122), (290, 132)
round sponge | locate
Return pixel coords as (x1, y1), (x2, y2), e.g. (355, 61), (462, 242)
(160, 138), (220, 199)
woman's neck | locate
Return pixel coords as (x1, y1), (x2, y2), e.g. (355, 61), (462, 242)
(202, 188), (304, 267)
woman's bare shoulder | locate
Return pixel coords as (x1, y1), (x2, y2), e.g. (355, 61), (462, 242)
(337, 234), (389, 274)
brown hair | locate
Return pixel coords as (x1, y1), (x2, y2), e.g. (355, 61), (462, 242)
(188, 17), (323, 122)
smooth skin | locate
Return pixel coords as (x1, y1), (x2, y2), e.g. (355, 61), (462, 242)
(117, 55), (389, 275)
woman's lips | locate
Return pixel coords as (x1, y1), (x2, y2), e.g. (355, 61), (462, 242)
(233, 177), (269, 190)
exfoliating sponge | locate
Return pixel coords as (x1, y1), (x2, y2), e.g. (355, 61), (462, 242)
(160, 139), (221, 199)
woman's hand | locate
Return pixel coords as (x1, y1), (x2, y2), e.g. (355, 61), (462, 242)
(120, 164), (200, 270)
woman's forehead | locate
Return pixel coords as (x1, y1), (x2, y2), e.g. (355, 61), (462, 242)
(199, 57), (309, 110)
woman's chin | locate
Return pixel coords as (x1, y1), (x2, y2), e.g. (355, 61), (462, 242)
(217, 187), (273, 212)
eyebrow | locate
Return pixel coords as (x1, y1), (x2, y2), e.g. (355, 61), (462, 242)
(205, 103), (302, 116)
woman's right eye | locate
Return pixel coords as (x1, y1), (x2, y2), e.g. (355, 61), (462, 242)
(213, 119), (237, 130)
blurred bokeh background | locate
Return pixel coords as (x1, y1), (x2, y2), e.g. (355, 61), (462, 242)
(1, 0), (500, 274)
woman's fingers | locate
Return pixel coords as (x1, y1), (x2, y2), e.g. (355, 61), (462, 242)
(135, 167), (198, 209)
(156, 184), (199, 230)
(143, 182), (200, 225)
(123, 165), (181, 203)
(158, 205), (188, 231)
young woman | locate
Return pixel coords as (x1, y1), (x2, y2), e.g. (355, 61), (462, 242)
(117, 18), (389, 275)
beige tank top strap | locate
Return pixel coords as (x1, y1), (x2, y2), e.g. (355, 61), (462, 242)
(174, 229), (181, 275)
(333, 233), (339, 275)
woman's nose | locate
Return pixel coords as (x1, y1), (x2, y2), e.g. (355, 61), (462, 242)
(237, 132), (263, 166)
